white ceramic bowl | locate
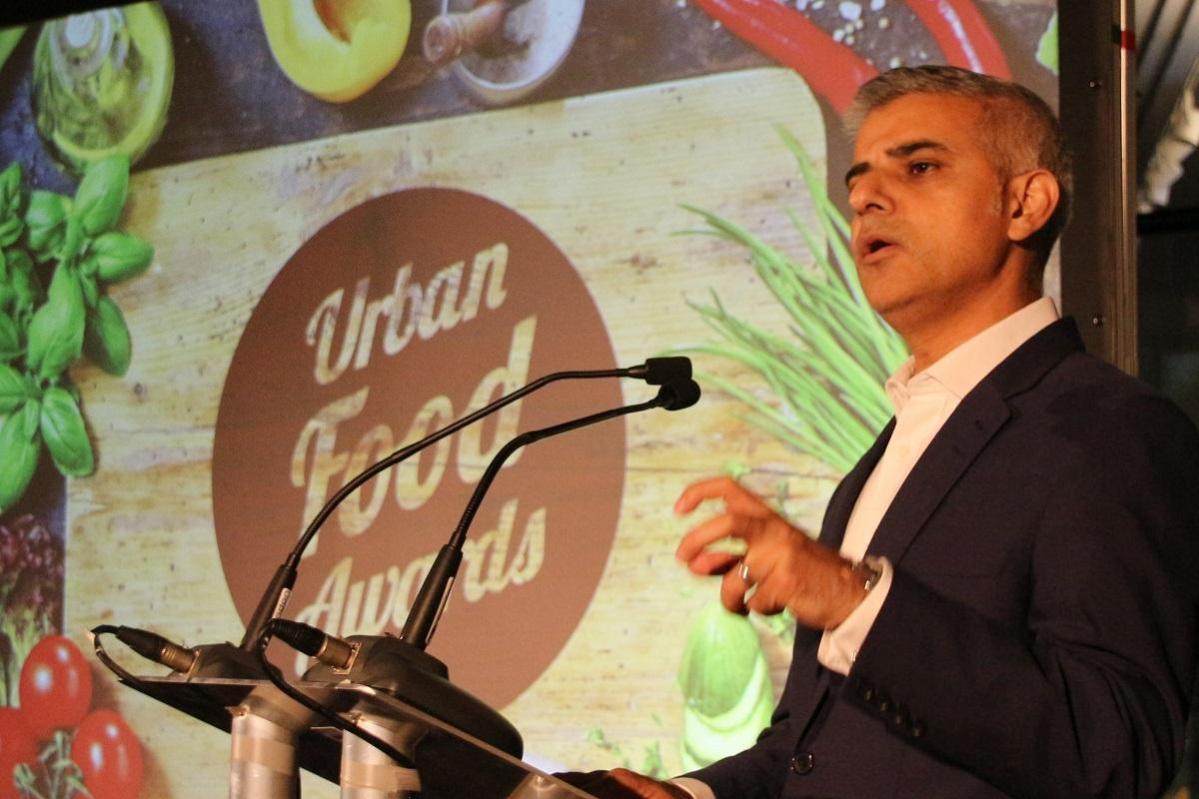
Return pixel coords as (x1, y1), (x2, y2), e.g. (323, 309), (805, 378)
(442, 0), (585, 106)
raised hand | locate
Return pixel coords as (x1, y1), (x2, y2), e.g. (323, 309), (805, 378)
(674, 476), (866, 630)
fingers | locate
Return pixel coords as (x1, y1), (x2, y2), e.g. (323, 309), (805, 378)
(741, 566), (788, 616)
(609, 769), (692, 798)
(555, 769), (686, 799)
(719, 561), (793, 617)
(674, 478), (779, 564)
(719, 564), (751, 615)
(675, 512), (746, 565)
(673, 475), (734, 514)
(673, 476), (783, 614)
(553, 770), (636, 798)
(683, 548), (742, 577)
(674, 475), (773, 517)
(720, 552), (783, 616)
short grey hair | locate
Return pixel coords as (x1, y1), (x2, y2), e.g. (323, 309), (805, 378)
(847, 65), (1072, 270)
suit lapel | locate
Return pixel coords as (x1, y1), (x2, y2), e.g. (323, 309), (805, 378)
(867, 388), (1009, 562)
(865, 317), (1085, 564)
(818, 419), (895, 551)
(793, 429), (896, 749)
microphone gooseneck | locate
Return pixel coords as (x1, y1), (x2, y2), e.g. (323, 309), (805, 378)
(399, 377), (701, 650)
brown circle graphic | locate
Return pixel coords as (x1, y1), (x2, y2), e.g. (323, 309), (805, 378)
(212, 188), (625, 708)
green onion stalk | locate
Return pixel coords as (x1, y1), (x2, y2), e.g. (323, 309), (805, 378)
(680, 127), (907, 475)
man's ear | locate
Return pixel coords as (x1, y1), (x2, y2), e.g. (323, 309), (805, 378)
(1005, 169), (1060, 244)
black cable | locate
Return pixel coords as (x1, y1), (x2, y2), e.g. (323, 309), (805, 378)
(90, 625), (150, 690)
(255, 618), (415, 768)
(91, 626), (227, 739)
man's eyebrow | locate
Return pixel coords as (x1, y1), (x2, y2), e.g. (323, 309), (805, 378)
(844, 162), (868, 186)
(887, 139), (950, 158)
(844, 139), (952, 186)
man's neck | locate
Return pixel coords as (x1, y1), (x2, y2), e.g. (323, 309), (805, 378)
(903, 287), (1042, 374)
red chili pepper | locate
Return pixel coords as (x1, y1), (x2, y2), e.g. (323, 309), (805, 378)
(904, 0), (1011, 78)
(694, 0), (879, 115)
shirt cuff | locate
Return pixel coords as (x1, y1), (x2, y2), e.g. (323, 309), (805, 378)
(816, 557), (893, 675)
(669, 777), (715, 799)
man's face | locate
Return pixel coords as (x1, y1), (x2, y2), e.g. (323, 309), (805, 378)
(847, 93), (1016, 334)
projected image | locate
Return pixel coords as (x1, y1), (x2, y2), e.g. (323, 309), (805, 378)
(0, 1), (1058, 796)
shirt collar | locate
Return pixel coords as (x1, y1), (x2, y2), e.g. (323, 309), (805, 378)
(884, 296), (1060, 414)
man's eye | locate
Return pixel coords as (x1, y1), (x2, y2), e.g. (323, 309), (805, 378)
(909, 161), (936, 175)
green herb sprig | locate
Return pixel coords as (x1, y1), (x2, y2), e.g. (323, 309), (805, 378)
(0, 155), (153, 511)
(14, 729), (91, 799)
(680, 127), (907, 474)
(585, 726), (670, 779)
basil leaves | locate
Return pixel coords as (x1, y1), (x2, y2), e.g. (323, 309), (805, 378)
(0, 155), (153, 511)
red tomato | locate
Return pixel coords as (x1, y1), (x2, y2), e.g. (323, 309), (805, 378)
(17, 635), (93, 740)
(0, 707), (38, 799)
(71, 710), (143, 799)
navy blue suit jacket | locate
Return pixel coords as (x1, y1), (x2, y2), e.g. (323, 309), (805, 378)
(689, 318), (1199, 798)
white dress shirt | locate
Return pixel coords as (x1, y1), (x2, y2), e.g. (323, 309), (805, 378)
(673, 297), (1060, 799)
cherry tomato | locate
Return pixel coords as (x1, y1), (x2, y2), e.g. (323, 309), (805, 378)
(18, 635), (93, 740)
(71, 710), (143, 799)
(0, 707), (38, 799)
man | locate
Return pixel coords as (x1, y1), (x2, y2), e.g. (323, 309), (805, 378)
(563, 66), (1199, 798)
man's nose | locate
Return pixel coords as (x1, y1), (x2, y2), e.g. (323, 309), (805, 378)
(848, 172), (892, 216)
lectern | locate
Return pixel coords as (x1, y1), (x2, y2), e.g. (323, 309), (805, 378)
(109, 672), (595, 798)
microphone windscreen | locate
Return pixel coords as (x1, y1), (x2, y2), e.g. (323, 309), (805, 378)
(657, 379), (701, 411)
(642, 357), (692, 385)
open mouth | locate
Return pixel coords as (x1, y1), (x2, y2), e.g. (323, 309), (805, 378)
(860, 235), (895, 259)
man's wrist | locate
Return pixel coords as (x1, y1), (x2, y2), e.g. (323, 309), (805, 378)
(852, 556), (884, 593)
(828, 556), (884, 628)
(817, 556), (893, 674)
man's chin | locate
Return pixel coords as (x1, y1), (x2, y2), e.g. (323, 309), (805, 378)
(859, 281), (909, 318)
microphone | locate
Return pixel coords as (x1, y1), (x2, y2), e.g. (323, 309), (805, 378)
(657, 377), (701, 410)
(400, 377), (702, 650)
(238, 357), (694, 655)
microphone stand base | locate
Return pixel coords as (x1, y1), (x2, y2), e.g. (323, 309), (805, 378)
(339, 712), (424, 798)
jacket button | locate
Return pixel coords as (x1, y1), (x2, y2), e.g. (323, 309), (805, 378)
(790, 752), (815, 775)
